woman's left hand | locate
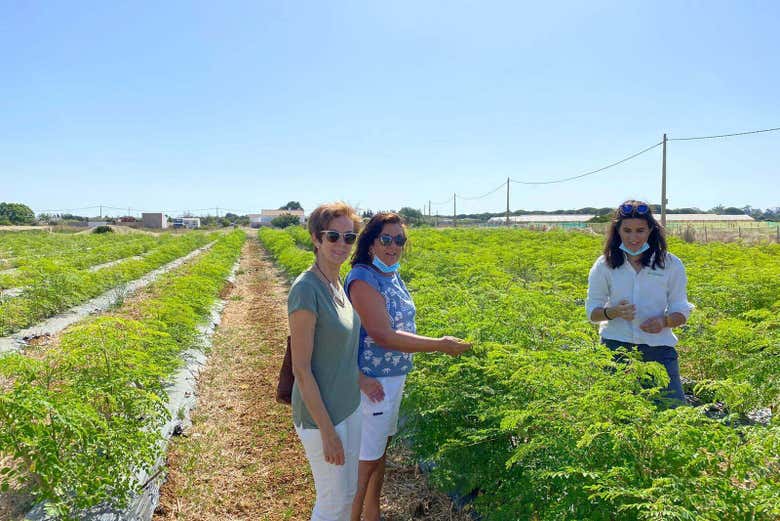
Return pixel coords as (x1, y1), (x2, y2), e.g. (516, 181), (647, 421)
(359, 374), (385, 403)
(639, 316), (666, 334)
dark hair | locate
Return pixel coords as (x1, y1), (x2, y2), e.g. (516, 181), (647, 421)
(351, 212), (408, 267)
(604, 200), (667, 270)
(307, 201), (362, 253)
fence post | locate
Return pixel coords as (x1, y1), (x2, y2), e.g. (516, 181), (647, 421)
(704, 225), (708, 243)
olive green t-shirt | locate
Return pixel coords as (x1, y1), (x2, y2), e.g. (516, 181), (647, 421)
(288, 270), (361, 429)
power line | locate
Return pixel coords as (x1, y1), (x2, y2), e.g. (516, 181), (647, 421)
(669, 126), (780, 142)
(458, 181), (507, 201)
(510, 141), (663, 186)
(430, 196), (454, 207)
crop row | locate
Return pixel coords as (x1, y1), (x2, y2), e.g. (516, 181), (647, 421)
(0, 234), (180, 290)
(260, 226), (779, 521)
(0, 230), (167, 268)
(0, 232), (217, 336)
(0, 230), (245, 520)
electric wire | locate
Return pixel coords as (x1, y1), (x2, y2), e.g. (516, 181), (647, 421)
(510, 141), (663, 186)
(669, 126), (780, 142)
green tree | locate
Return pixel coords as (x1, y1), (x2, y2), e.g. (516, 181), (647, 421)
(0, 202), (36, 224)
(398, 207), (423, 226)
(279, 201), (303, 211)
(271, 213), (301, 228)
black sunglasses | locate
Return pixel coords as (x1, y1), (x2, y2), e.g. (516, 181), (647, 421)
(618, 203), (650, 217)
(320, 230), (358, 245)
(377, 233), (407, 247)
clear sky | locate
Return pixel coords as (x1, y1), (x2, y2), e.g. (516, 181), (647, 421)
(2, 1), (778, 217)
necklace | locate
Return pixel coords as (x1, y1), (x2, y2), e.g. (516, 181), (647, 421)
(314, 262), (345, 306)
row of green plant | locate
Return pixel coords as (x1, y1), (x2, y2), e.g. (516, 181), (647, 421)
(260, 226), (779, 520)
(283, 224), (313, 249)
(0, 233), (179, 290)
(0, 230), (245, 520)
(258, 227), (314, 278)
(0, 230), (164, 267)
(0, 232), (218, 336)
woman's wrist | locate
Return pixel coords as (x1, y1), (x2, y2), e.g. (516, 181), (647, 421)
(603, 307), (613, 320)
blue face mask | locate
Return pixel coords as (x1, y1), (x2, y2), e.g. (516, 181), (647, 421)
(372, 255), (400, 273)
(619, 242), (650, 256)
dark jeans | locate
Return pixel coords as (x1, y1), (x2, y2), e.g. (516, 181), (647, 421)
(601, 338), (687, 407)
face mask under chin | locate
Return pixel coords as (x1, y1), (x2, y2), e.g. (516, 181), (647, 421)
(372, 255), (400, 273)
(619, 242), (650, 256)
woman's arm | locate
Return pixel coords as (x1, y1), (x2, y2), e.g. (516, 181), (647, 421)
(349, 279), (469, 355)
(289, 309), (345, 465)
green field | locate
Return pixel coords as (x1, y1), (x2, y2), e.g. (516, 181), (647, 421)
(261, 226), (779, 521)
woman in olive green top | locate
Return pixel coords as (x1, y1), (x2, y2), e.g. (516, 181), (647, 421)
(288, 201), (363, 521)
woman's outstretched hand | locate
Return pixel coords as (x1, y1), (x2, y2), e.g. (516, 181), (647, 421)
(438, 336), (472, 356)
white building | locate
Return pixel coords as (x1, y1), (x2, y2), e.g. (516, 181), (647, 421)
(252, 209), (305, 227)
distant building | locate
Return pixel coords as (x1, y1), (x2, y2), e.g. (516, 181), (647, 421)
(173, 217), (201, 229)
(87, 221), (109, 228)
(664, 214), (754, 223)
(254, 209), (305, 227)
(488, 214), (595, 227)
(247, 214), (262, 228)
(142, 213), (168, 229)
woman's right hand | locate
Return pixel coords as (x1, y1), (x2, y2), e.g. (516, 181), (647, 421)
(438, 336), (472, 356)
(321, 429), (345, 466)
(359, 373), (385, 403)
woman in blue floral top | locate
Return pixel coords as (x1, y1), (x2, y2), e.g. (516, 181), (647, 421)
(345, 212), (471, 521)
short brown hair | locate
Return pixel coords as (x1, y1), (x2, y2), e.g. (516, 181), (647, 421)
(308, 202), (362, 252)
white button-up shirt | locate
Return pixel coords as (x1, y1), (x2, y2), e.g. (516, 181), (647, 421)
(586, 252), (694, 347)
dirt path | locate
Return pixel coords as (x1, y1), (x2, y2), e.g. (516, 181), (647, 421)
(154, 235), (470, 521)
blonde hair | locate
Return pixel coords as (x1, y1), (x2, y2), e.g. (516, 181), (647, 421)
(308, 202), (362, 252)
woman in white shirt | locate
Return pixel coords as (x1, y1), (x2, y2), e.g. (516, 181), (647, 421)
(586, 200), (694, 406)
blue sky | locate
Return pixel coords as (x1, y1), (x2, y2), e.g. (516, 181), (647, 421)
(1, 1), (778, 217)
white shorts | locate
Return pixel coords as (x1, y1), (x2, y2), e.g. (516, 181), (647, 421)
(359, 374), (407, 461)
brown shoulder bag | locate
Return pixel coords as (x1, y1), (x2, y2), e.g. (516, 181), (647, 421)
(275, 336), (294, 405)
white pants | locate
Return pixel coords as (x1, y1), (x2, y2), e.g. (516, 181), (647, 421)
(295, 408), (362, 521)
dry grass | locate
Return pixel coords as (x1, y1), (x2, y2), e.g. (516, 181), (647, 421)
(380, 447), (474, 521)
(0, 456), (34, 521)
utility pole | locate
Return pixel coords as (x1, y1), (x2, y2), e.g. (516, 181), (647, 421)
(505, 177), (510, 226)
(661, 133), (668, 227)
(99, 205), (102, 219)
(453, 193), (457, 228)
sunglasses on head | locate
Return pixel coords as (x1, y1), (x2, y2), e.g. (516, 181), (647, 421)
(320, 230), (358, 245)
(618, 203), (650, 217)
(377, 233), (407, 247)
